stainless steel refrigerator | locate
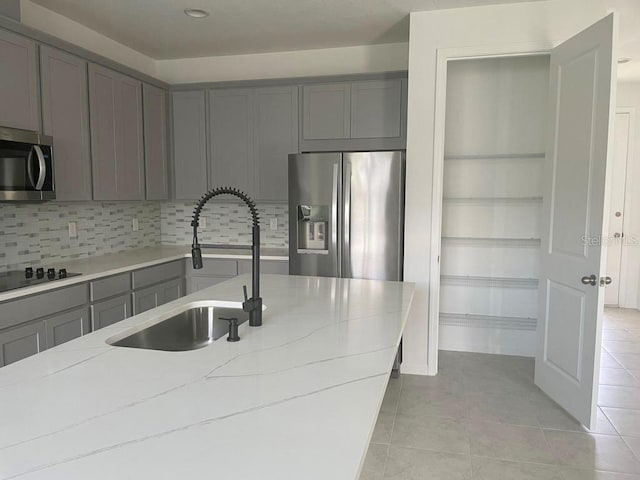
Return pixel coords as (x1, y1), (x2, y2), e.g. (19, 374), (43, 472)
(288, 151), (405, 281)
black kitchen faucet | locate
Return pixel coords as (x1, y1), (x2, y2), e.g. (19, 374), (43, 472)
(191, 187), (262, 327)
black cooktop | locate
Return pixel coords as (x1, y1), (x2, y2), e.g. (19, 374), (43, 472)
(0, 268), (81, 293)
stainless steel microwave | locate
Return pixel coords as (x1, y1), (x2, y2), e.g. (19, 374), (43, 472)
(0, 126), (55, 201)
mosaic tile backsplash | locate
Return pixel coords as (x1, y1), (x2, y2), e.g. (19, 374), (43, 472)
(0, 202), (161, 273)
(160, 202), (289, 248)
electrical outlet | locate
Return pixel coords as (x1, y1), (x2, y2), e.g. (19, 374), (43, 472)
(68, 221), (78, 239)
(132, 218), (139, 232)
(270, 217), (278, 231)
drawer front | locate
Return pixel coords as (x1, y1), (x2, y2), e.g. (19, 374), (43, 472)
(185, 258), (238, 277)
(132, 260), (184, 290)
(0, 283), (88, 330)
(238, 260), (289, 275)
(90, 273), (131, 302)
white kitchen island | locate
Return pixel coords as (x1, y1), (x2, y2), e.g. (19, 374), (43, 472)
(0, 274), (414, 480)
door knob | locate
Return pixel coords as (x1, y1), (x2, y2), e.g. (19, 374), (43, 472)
(581, 274), (597, 286)
(614, 233), (621, 238)
(600, 276), (613, 286)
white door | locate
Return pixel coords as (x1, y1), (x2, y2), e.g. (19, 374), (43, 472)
(605, 112), (631, 306)
(535, 14), (615, 428)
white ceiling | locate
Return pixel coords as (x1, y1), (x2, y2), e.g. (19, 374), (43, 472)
(29, 0), (543, 59)
(604, 0), (640, 82)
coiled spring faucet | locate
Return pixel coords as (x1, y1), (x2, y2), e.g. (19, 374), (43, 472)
(191, 187), (262, 327)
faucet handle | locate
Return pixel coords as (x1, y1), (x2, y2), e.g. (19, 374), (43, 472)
(242, 285), (249, 301)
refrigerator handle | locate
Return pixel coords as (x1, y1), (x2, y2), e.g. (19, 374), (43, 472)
(332, 163), (340, 276)
(343, 162), (351, 278)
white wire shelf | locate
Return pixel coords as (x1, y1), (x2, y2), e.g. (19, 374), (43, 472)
(440, 275), (539, 289)
(443, 153), (545, 160)
(443, 196), (543, 204)
(441, 237), (541, 248)
(439, 312), (538, 331)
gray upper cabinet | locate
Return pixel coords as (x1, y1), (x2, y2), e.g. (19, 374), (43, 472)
(300, 77), (407, 152)
(172, 90), (208, 200)
(89, 64), (144, 201)
(143, 84), (169, 200)
(40, 46), (92, 201)
(350, 79), (403, 139)
(0, 29), (39, 131)
(253, 86), (298, 202)
(302, 82), (351, 140)
(209, 89), (254, 195)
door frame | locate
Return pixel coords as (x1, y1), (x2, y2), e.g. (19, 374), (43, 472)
(614, 107), (636, 308)
(427, 41), (556, 375)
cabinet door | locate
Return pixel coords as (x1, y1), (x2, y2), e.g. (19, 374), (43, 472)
(91, 294), (131, 330)
(40, 46), (92, 201)
(45, 307), (91, 348)
(159, 278), (183, 304)
(187, 276), (229, 294)
(350, 79), (403, 139)
(302, 83), (351, 140)
(253, 86), (298, 202)
(0, 321), (46, 367)
(209, 89), (253, 195)
(172, 91), (208, 200)
(238, 260), (289, 275)
(132, 285), (159, 315)
(115, 75), (145, 200)
(143, 84), (169, 200)
(0, 29), (39, 131)
(89, 64), (118, 200)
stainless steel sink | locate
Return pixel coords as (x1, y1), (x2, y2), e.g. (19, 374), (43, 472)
(109, 305), (249, 351)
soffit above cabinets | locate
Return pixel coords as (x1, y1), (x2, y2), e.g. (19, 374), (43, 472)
(28, 0), (544, 59)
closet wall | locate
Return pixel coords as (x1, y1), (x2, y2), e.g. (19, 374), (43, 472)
(439, 55), (550, 356)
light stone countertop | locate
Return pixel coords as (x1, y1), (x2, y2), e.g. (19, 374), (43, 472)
(0, 274), (415, 480)
(0, 245), (289, 303)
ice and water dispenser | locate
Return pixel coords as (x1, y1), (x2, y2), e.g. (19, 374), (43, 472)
(296, 205), (329, 253)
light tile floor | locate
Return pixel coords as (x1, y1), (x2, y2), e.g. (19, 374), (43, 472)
(360, 308), (640, 480)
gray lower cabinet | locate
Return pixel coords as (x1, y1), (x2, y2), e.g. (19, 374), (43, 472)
(89, 63), (145, 200)
(238, 260), (289, 275)
(40, 46), (92, 201)
(132, 278), (183, 315)
(45, 306), (91, 348)
(185, 258), (238, 294)
(0, 320), (46, 367)
(172, 90), (208, 200)
(143, 83), (169, 200)
(0, 29), (39, 131)
(91, 293), (131, 330)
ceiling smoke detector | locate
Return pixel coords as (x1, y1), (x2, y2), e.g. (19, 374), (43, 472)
(618, 58), (632, 64)
(184, 8), (209, 18)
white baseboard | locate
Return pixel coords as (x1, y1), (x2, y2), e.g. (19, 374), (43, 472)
(439, 325), (536, 357)
(400, 362), (436, 376)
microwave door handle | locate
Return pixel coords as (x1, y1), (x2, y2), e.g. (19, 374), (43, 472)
(33, 145), (46, 190)
(26, 147), (37, 188)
